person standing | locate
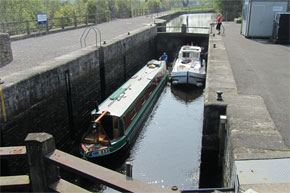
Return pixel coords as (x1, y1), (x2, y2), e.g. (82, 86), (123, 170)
(159, 52), (168, 61)
(216, 14), (222, 35)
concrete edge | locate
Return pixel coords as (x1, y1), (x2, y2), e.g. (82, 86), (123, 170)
(205, 32), (289, 187)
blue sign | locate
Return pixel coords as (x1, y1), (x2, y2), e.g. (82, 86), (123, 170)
(37, 13), (47, 24)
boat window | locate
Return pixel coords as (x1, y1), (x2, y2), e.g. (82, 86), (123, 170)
(113, 117), (120, 138)
(141, 95), (146, 105)
(183, 52), (190, 58)
(129, 108), (137, 120)
(192, 52), (200, 59)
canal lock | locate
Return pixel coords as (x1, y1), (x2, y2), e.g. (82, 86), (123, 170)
(0, 13), (228, 191)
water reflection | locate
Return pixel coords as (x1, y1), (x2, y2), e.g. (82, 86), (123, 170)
(81, 83), (204, 192)
(166, 13), (216, 33)
(98, 84), (204, 192)
(171, 84), (204, 104)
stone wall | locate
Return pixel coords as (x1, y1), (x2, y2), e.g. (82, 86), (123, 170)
(156, 33), (209, 64)
(101, 25), (157, 96)
(203, 31), (288, 188)
(0, 33), (13, 66)
(0, 25), (157, 175)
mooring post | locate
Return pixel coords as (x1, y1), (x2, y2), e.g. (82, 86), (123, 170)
(218, 115), (227, 167)
(25, 133), (59, 192)
(181, 24), (187, 34)
(125, 161), (133, 180)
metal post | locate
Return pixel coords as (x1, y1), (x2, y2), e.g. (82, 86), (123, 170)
(25, 133), (60, 192)
(61, 17), (65, 29)
(108, 10), (111, 21)
(46, 20), (49, 33)
(2, 22), (6, 33)
(26, 20), (30, 35)
(181, 24), (187, 33)
(125, 161), (133, 179)
(74, 15), (77, 27)
(86, 15), (88, 26)
(218, 115), (227, 167)
(216, 90), (223, 100)
(95, 14), (97, 24)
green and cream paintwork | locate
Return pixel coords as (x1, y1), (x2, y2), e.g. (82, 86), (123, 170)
(81, 60), (168, 158)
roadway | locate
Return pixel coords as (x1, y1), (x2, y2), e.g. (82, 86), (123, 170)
(222, 22), (290, 147)
(0, 13), (168, 78)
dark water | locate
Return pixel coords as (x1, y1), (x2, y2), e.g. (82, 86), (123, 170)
(166, 13), (216, 33)
(94, 83), (204, 192)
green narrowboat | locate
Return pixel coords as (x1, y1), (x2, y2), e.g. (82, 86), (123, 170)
(80, 59), (168, 158)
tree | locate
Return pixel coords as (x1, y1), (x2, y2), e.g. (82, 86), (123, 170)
(87, 0), (110, 22)
(214, 0), (242, 21)
(146, 0), (162, 13)
(181, 0), (189, 7)
(115, 0), (131, 18)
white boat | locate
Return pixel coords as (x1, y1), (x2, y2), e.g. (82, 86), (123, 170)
(171, 45), (206, 87)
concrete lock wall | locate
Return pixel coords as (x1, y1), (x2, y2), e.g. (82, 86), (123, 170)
(0, 25), (157, 175)
(156, 33), (209, 64)
(0, 47), (101, 150)
(102, 25), (156, 95)
(202, 29), (289, 189)
(0, 33), (13, 66)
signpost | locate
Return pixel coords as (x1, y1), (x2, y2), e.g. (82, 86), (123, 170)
(37, 13), (47, 24)
(37, 13), (48, 33)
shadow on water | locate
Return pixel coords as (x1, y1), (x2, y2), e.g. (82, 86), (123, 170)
(170, 84), (204, 104)
(65, 83), (205, 192)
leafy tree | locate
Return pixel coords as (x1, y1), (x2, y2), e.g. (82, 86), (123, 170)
(181, 0), (189, 7)
(146, 0), (162, 13)
(214, 0), (242, 21)
(115, 0), (131, 18)
(87, 0), (110, 22)
(54, 3), (76, 27)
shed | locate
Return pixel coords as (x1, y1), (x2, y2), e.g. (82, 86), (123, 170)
(241, 0), (289, 37)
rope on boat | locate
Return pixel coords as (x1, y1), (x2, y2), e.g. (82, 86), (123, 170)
(0, 88), (7, 122)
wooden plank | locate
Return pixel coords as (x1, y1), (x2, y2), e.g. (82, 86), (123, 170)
(93, 110), (108, 123)
(0, 146), (26, 159)
(49, 179), (90, 193)
(45, 150), (172, 193)
(0, 175), (29, 186)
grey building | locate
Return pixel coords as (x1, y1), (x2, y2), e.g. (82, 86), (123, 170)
(241, 0), (289, 37)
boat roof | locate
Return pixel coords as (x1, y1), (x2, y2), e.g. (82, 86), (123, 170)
(180, 45), (201, 53)
(93, 60), (165, 117)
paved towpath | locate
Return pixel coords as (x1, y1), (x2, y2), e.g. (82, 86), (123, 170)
(0, 13), (169, 78)
(222, 22), (290, 147)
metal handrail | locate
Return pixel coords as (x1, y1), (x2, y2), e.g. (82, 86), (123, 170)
(158, 26), (210, 29)
(80, 26), (102, 48)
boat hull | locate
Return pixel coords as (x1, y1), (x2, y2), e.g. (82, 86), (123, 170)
(80, 70), (169, 159)
(171, 71), (205, 87)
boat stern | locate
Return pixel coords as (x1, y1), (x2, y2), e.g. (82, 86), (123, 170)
(80, 143), (112, 158)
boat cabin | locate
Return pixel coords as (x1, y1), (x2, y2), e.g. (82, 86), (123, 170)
(179, 46), (201, 63)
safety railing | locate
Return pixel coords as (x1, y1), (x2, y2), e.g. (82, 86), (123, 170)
(156, 25), (210, 34)
(1, 14), (104, 36)
(0, 132), (172, 192)
(80, 26), (102, 48)
(0, 146), (30, 191)
(0, 9), (154, 38)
